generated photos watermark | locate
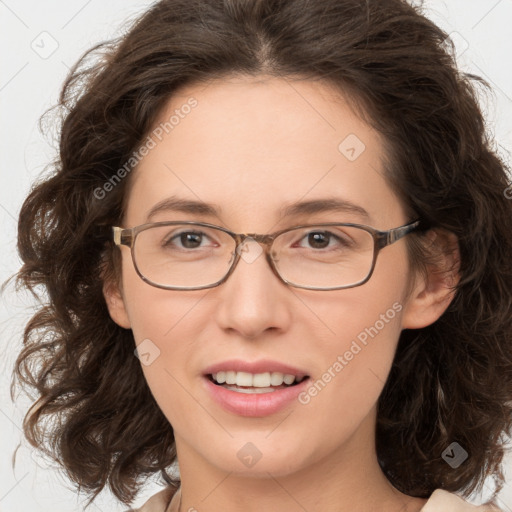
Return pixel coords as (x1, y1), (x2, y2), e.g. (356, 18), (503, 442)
(237, 442), (263, 468)
(298, 301), (403, 405)
(338, 133), (366, 161)
(134, 338), (161, 366)
(441, 442), (468, 469)
(93, 97), (198, 200)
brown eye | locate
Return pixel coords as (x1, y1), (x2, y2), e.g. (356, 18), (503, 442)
(294, 230), (351, 251)
(178, 232), (203, 249)
(162, 230), (209, 250)
(307, 232), (331, 249)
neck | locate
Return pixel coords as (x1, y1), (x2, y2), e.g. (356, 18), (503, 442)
(173, 411), (427, 512)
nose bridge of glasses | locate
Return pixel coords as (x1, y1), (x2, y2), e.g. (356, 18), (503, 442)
(239, 232), (275, 246)
(224, 232), (287, 289)
(233, 233), (274, 265)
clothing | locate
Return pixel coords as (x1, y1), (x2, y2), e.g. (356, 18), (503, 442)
(127, 487), (501, 512)
(421, 490), (500, 511)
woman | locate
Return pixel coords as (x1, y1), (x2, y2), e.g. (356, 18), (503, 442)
(13, 0), (512, 511)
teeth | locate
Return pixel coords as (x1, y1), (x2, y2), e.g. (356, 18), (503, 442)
(270, 372), (284, 386)
(211, 371), (303, 387)
(283, 374), (295, 385)
(236, 371), (253, 387)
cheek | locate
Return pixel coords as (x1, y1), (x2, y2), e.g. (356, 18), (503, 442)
(304, 244), (409, 361)
(121, 280), (210, 427)
(120, 248), (208, 339)
(296, 246), (410, 421)
(119, 256), (209, 401)
(297, 292), (405, 428)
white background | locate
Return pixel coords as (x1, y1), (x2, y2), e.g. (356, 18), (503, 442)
(1, 1), (511, 510)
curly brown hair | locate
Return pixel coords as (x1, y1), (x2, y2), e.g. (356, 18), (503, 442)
(12, 0), (512, 507)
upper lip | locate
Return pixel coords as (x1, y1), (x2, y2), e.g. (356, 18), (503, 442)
(203, 359), (310, 379)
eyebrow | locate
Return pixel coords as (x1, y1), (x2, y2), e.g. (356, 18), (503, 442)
(145, 196), (370, 223)
(146, 196), (220, 221)
(280, 197), (370, 221)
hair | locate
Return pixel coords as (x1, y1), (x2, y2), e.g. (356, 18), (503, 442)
(12, 0), (512, 507)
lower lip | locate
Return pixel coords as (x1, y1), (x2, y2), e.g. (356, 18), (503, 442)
(203, 376), (310, 417)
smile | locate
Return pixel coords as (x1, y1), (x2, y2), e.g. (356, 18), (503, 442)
(210, 370), (307, 391)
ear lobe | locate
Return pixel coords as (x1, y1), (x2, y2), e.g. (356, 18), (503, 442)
(103, 279), (132, 329)
(401, 229), (460, 330)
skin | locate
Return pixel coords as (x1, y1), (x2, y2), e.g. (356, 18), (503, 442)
(104, 75), (458, 512)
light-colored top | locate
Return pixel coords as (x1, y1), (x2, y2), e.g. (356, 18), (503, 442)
(127, 487), (502, 512)
(421, 490), (501, 511)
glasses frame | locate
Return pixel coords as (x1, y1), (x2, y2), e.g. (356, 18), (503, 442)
(112, 219), (422, 291)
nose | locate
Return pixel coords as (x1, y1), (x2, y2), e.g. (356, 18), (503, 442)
(213, 239), (292, 339)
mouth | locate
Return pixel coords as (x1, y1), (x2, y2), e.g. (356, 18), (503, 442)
(206, 371), (310, 394)
(202, 359), (312, 415)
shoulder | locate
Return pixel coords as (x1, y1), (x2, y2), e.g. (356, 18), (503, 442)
(421, 489), (502, 511)
(125, 486), (176, 512)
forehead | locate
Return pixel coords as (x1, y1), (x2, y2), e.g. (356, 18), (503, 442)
(124, 75), (404, 230)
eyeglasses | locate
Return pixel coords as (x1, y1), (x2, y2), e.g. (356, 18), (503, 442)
(112, 219), (422, 291)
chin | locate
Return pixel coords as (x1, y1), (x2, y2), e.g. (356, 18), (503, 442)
(200, 437), (314, 478)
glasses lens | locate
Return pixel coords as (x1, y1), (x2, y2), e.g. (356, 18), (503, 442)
(272, 225), (375, 289)
(131, 223), (376, 290)
(133, 224), (236, 288)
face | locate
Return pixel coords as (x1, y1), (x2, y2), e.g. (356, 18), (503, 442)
(106, 75), (436, 480)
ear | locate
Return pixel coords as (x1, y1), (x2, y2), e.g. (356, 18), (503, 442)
(401, 229), (460, 329)
(103, 277), (132, 329)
